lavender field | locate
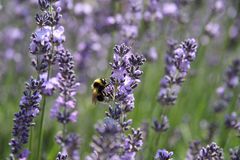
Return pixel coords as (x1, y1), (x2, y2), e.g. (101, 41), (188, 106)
(0, 0), (240, 159)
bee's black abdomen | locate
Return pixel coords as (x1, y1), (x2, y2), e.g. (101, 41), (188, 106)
(96, 95), (104, 101)
(98, 85), (105, 91)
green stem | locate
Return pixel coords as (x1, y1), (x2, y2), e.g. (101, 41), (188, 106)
(62, 89), (68, 150)
(36, 2), (54, 159)
(28, 127), (33, 159)
(148, 107), (168, 157)
(29, 54), (41, 160)
(36, 95), (47, 160)
(219, 88), (239, 148)
(37, 66), (51, 159)
(36, 67), (51, 160)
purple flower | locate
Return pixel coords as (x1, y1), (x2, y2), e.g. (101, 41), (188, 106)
(41, 76), (58, 96)
(152, 115), (169, 132)
(213, 0), (225, 14)
(105, 44), (145, 130)
(145, 46), (158, 62)
(162, 2), (179, 18)
(86, 118), (123, 160)
(122, 128), (143, 157)
(55, 133), (80, 160)
(197, 142), (224, 160)
(51, 50), (80, 124)
(225, 112), (240, 133)
(73, 2), (92, 16)
(120, 152), (135, 160)
(158, 38), (198, 105)
(56, 152), (68, 160)
(143, 0), (163, 22)
(204, 22), (220, 38)
(154, 149), (174, 160)
(213, 59), (240, 112)
(29, 0), (65, 75)
(32, 1), (82, 158)
(186, 141), (202, 160)
(120, 0), (143, 42)
(229, 147), (240, 160)
(9, 77), (44, 159)
(74, 33), (110, 82)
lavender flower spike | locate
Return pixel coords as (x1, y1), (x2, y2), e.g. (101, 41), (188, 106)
(225, 112), (240, 133)
(229, 147), (240, 160)
(152, 115), (169, 133)
(39, 0), (81, 158)
(50, 49), (80, 160)
(213, 59), (240, 112)
(56, 152), (68, 160)
(154, 149), (174, 160)
(107, 43), (145, 116)
(121, 128), (143, 160)
(158, 38), (198, 105)
(50, 49), (80, 124)
(197, 142), (224, 160)
(86, 117), (123, 160)
(186, 141), (202, 160)
(9, 77), (44, 159)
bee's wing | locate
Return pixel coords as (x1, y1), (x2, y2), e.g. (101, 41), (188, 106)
(92, 89), (98, 104)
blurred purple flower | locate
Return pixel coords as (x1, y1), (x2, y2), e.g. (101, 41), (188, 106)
(229, 147), (240, 160)
(143, 0), (163, 22)
(73, 2), (92, 16)
(186, 141), (202, 160)
(145, 46), (158, 62)
(213, 0), (225, 14)
(55, 132), (80, 160)
(120, 0), (143, 42)
(197, 142), (224, 160)
(225, 112), (240, 133)
(86, 118), (123, 160)
(158, 38), (198, 105)
(213, 59), (240, 112)
(56, 152), (68, 160)
(154, 149), (174, 160)
(1, 27), (24, 46)
(162, 2), (179, 18)
(205, 22), (220, 38)
(152, 115), (169, 132)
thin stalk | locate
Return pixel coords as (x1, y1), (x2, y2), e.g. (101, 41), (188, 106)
(219, 88), (239, 148)
(148, 107), (167, 158)
(29, 54), (41, 160)
(36, 65), (51, 160)
(36, 2), (54, 159)
(37, 49), (53, 160)
(36, 94), (47, 160)
(28, 127), (33, 159)
(62, 88), (68, 150)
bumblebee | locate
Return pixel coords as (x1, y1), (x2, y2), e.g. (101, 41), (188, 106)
(91, 78), (108, 104)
